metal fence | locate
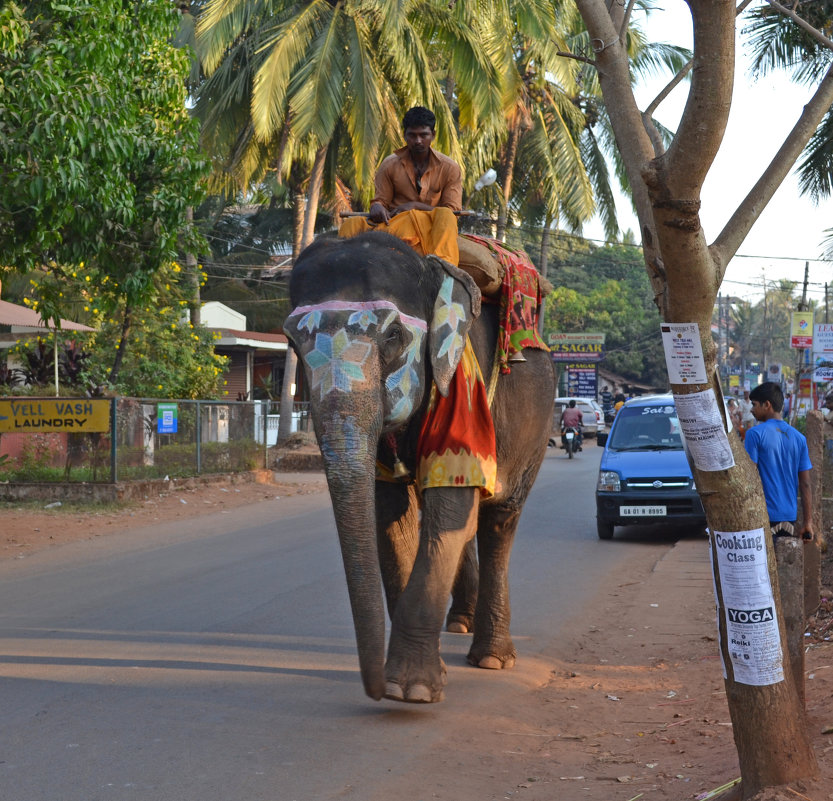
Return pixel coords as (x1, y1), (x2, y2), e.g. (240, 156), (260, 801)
(0, 397), (312, 484)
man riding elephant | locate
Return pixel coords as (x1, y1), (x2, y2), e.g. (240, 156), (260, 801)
(339, 106), (497, 500)
(338, 105), (462, 267)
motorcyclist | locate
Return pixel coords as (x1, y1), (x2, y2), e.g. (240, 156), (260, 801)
(560, 400), (584, 451)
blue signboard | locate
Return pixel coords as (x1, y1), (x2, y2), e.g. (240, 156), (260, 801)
(157, 402), (178, 434)
(566, 362), (597, 398)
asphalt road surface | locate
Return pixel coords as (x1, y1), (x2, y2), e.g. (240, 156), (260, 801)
(0, 444), (678, 801)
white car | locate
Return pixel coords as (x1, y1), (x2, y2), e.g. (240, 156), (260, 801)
(552, 396), (605, 438)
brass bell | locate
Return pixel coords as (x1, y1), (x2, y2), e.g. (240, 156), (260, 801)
(392, 456), (410, 480)
(508, 350), (527, 362)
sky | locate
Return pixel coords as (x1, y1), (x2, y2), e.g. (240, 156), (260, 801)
(584, 2), (832, 309)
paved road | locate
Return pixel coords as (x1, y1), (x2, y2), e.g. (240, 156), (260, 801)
(0, 445), (676, 801)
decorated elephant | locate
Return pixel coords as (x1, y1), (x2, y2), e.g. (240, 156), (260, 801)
(283, 232), (555, 703)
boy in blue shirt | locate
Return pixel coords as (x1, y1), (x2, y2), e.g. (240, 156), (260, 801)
(744, 382), (815, 541)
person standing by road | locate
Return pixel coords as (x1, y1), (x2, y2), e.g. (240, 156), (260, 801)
(744, 382), (815, 541)
(738, 389), (756, 431)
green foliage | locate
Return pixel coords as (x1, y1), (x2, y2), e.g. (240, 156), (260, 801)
(723, 281), (804, 374)
(541, 237), (667, 387)
(79, 306), (230, 400)
(0, 0), (207, 322)
(12, 261), (228, 398)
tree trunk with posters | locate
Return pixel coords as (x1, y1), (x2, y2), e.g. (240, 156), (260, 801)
(573, 0), (833, 794)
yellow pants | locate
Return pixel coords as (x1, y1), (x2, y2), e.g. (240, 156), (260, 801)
(338, 207), (459, 266)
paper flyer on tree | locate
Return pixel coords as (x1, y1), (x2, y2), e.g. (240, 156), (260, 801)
(660, 323), (708, 384)
(712, 528), (784, 687)
(673, 389), (736, 471)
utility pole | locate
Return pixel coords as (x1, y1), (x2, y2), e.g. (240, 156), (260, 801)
(791, 262), (810, 424)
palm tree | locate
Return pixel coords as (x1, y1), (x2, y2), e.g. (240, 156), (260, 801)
(194, 0), (504, 205)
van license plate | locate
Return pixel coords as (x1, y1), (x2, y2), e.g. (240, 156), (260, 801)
(621, 505), (666, 516)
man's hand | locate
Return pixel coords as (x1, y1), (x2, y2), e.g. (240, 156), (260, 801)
(368, 202), (391, 224)
(801, 525), (815, 541)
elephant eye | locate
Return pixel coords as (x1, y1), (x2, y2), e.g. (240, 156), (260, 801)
(379, 323), (406, 365)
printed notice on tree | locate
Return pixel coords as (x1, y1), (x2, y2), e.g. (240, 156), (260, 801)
(710, 529), (784, 686)
(661, 323), (708, 384)
(674, 389), (735, 471)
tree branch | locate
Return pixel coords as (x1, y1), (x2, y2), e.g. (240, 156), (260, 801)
(645, 60), (692, 120)
(712, 61), (833, 279)
(641, 1), (752, 154)
(619, 0), (637, 44)
(765, 0), (833, 52)
(556, 50), (596, 66)
(664, 0), (735, 194)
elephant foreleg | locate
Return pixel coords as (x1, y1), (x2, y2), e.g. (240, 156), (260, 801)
(385, 487), (479, 703)
(467, 503), (521, 670)
(375, 480), (420, 619)
(446, 538), (478, 633)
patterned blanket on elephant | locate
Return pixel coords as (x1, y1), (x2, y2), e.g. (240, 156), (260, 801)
(461, 234), (549, 374)
(417, 338), (497, 498)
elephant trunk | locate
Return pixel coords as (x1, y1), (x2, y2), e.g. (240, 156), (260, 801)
(315, 397), (386, 700)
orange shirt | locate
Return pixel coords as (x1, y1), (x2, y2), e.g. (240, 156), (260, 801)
(372, 146), (462, 212)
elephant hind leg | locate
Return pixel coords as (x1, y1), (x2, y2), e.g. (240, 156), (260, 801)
(446, 537), (478, 633)
(467, 503), (522, 670)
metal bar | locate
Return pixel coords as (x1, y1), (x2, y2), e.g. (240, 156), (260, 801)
(110, 398), (118, 484)
(196, 400), (202, 474)
(339, 209), (476, 218)
(262, 399), (268, 469)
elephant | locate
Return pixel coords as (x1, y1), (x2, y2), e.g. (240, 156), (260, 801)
(283, 231), (555, 703)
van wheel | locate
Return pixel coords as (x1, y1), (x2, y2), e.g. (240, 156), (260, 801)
(597, 520), (614, 540)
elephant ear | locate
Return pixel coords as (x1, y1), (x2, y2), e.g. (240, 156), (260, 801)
(425, 255), (482, 397)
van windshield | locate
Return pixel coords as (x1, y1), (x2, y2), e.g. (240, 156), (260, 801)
(608, 404), (683, 451)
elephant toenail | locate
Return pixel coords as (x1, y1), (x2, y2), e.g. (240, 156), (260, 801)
(384, 681), (404, 700)
(478, 655), (503, 670)
(406, 684), (434, 703)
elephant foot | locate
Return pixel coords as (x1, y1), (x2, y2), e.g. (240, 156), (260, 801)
(384, 681), (440, 703)
(471, 654), (515, 670)
(467, 640), (516, 670)
(384, 653), (448, 703)
(445, 612), (472, 634)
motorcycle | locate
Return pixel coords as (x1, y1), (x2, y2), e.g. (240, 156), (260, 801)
(561, 425), (582, 458)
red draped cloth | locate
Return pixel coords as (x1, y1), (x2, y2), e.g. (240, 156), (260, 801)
(459, 234), (549, 373)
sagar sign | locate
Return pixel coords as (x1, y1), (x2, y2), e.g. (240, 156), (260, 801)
(548, 332), (605, 362)
(0, 399), (110, 433)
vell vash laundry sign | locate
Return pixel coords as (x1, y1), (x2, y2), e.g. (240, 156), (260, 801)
(0, 399), (110, 433)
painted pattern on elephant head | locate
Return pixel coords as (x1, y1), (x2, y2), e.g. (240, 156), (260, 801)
(285, 299), (428, 427)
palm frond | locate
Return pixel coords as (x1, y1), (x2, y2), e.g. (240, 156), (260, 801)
(343, 14), (386, 189)
(197, 0), (278, 73)
(798, 106), (833, 202)
(252, 1), (331, 141)
(288, 10), (347, 144)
